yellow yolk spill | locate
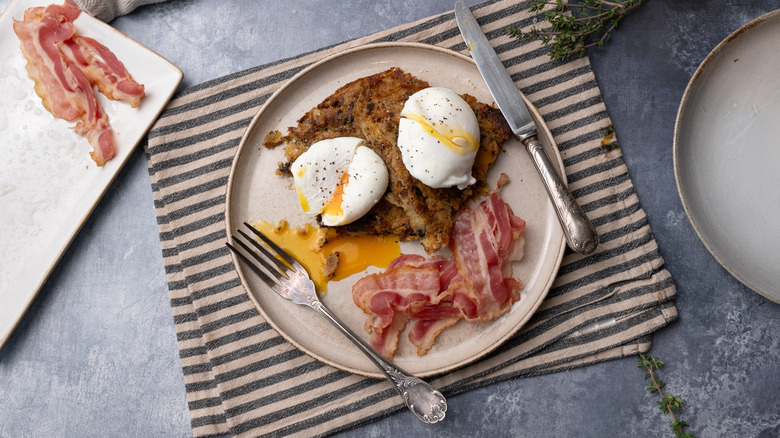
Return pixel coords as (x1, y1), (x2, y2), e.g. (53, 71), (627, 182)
(403, 111), (479, 155)
(251, 220), (401, 293)
(322, 171), (348, 219)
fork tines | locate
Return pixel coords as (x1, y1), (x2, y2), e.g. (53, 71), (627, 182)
(226, 222), (295, 290)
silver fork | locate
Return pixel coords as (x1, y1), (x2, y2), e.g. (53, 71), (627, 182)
(226, 222), (447, 424)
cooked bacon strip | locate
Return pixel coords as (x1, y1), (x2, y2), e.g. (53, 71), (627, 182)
(371, 311), (410, 361)
(407, 317), (461, 356)
(12, 0), (144, 166)
(353, 184), (526, 359)
(451, 191), (526, 322)
(352, 255), (452, 358)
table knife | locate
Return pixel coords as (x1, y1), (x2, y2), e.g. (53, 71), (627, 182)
(454, 0), (599, 255)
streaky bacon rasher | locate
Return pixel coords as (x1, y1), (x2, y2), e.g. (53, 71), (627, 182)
(352, 177), (526, 359)
(12, 0), (145, 166)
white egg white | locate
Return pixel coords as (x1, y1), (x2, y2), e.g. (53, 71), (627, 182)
(291, 137), (389, 227)
(397, 87), (481, 190)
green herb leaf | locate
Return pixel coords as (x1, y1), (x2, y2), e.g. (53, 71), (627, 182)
(507, 0), (644, 61)
(637, 353), (696, 437)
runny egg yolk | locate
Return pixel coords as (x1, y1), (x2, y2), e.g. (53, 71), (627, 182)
(402, 110), (479, 155)
(321, 170), (348, 219)
(251, 220), (401, 293)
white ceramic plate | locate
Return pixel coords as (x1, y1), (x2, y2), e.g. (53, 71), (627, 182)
(674, 10), (780, 302)
(226, 42), (566, 378)
(0, 0), (182, 349)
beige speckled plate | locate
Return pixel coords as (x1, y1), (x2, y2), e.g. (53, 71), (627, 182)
(674, 10), (780, 303)
(225, 42), (566, 378)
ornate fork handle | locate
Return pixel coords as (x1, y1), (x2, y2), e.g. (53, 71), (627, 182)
(310, 301), (447, 423)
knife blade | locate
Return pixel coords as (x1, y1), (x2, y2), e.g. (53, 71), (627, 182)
(454, 0), (598, 255)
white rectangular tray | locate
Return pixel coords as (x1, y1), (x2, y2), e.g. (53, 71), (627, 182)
(0, 0), (183, 349)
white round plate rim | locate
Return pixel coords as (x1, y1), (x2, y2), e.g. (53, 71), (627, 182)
(225, 42), (566, 378)
(673, 9), (780, 302)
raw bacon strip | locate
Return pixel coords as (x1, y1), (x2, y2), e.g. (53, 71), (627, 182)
(60, 35), (145, 108)
(13, 1), (115, 166)
(66, 62), (115, 164)
(12, 0), (144, 166)
(353, 184), (526, 359)
(13, 2), (83, 121)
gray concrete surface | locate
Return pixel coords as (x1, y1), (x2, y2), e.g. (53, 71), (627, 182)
(1, 1), (778, 437)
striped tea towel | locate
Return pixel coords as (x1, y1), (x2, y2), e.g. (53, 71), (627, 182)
(145, 0), (679, 436)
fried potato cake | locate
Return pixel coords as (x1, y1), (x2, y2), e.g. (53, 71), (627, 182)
(264, 67), (511, 253)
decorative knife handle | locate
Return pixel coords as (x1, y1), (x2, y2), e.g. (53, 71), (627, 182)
(522, 135), (599, 255)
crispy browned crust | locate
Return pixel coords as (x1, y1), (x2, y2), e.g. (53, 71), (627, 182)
(268, 67), (511, 253)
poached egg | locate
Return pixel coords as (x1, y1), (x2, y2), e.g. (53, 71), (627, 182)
(397, 87), (481, 190)
(291, 137), (389, 226)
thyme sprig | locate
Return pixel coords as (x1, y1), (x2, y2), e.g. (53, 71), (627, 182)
(508, 0), (644, 60)
(637, 353), (695, 438)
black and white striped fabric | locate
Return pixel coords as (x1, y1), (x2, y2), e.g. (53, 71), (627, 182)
(146, 0), (678, 436)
